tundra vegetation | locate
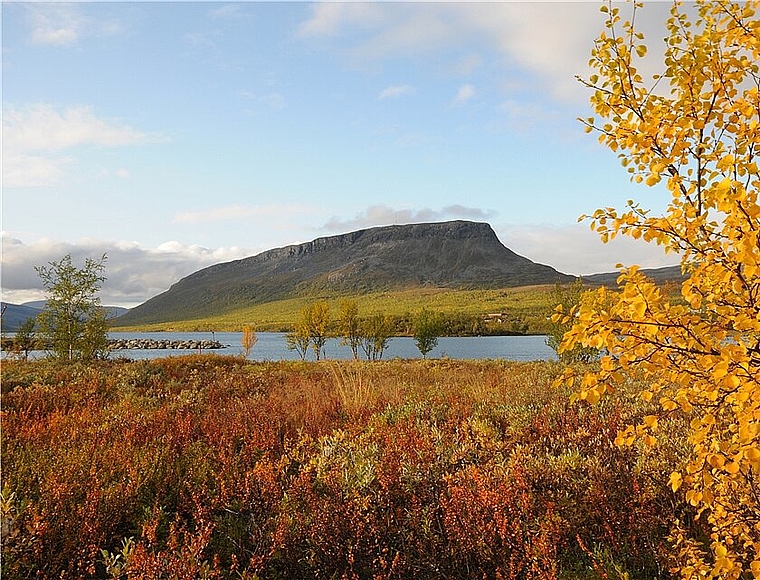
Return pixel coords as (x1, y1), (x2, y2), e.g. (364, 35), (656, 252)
(1, 356), (693, 579)
(112, 285), (551, 335)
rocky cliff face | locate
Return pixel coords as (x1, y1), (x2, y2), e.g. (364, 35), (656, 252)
(115, 221), (573, 326)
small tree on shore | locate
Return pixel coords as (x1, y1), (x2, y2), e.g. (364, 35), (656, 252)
(11, 316), (38, 361)
(413, 308), (442, 359)
(337, 299), (362, 360)
(306, 300), (331, 361)
(360, 313), (394, 361)
(286, 300), (331, 360)
(36, 253), (109, 362)
(285, 330), (310, 361)
(241, 324), (257, 358)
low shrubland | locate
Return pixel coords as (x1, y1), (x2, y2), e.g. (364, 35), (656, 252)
(1, 355), (698, 579)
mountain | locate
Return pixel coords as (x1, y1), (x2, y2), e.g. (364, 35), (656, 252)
(583, 265), (684, 286)
(115, 220), (575, 326)
(1, 302), (129, 332)
(1, 303), (43, 332)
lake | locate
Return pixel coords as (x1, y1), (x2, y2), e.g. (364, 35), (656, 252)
(2, 332), (558, 362)
(105, 332), (557, 362)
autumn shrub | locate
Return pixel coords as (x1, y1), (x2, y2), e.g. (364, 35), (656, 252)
(2, 357), (695, 579)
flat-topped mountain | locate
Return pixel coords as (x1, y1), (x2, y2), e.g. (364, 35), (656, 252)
(115, 221), (574, 326)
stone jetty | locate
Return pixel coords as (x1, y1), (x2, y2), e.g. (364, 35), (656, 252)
(108, 339), (225, 351)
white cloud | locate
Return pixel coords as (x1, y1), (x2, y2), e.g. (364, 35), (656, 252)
(33, 26), (78, 46)
(1, 234), (253, 308)
(2, 154), (73, 188)
(4, 104), (158, 152)
(452, 84), (476, 105)
(297, 3), (672, 103)
(173, 203), (315, 225)
(210, 4), (249, 21)
(379, 85), (416, 100)
(492, 99), (559, 133)
(26, 3), (127, 46)
(323, 204), (496, 232)
(297, 3), (387, 38)
(29, 4), (82, 45)
(2, 104), (164, 187)
(497, 222), (678, 276)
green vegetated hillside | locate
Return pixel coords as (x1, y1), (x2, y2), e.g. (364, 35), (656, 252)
(115, 285), (557, 334)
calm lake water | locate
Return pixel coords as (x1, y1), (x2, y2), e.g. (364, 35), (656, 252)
(106, 332), (557, 362)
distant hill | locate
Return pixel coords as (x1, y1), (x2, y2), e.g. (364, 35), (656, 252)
(1, 302), (129, 332)
(20, 300), (48, 310)
(583, 265), (684, 286)
(115, 220), (575, 327)
(1, 303), (43, 333)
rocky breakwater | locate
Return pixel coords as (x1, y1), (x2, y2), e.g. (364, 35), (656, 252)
(108, 338), (226, 351)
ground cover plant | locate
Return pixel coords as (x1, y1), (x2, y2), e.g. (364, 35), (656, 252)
(1, 355), (698, 579)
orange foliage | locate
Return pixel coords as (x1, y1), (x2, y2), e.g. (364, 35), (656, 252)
(2, 356), (693, 578)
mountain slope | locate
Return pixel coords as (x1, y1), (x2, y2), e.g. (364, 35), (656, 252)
(1, 303), (129, 332)
(1, 303), (43, 332)
(115, 221), (574, 326)
(583, 265), (684, 286)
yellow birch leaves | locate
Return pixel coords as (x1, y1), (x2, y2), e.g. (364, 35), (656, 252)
(566, 0), (760, 577)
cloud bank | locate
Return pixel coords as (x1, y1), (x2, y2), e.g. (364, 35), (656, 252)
(1, 234), (252, 308)
(497, 223), (678, 276)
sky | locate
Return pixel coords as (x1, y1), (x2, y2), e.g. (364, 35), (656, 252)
(2, 1), (679, 308)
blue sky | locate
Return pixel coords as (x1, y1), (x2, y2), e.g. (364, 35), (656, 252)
(2, 1), (677, 307)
